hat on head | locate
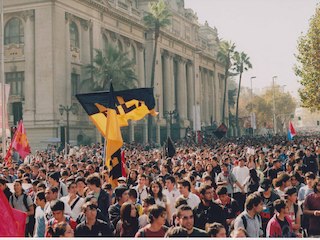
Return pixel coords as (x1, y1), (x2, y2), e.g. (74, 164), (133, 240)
(117, 177), (126, 182)
(115, 185), (128, 198)
(49, 172), (60, 182)
(258, 179), (271, 192)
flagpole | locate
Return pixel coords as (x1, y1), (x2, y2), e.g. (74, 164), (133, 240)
(1, 0), (6, 157)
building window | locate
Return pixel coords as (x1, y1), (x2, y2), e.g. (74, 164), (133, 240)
(4, 18), (24, 45)
(70, 22), (79, 48)
(5, 72), (24, 97)
(71, 73), (80, 96)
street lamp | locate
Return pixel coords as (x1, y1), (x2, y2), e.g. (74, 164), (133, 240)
(164, 110), (178, 139)
(59, 103), (78, 145)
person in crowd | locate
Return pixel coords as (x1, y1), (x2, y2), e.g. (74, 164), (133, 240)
(163, 176), (180, 218)
(0, 178), (12, 200)
(74, 202), (114, 237)
(290, 172), (305, 194)
(133, 174), (149, 204)
(232, 158), (249, 211)
(75, 177), (88, 198)
(9, 179), (35, 237)
(206, 222), (227, 238)
(48, 221), (74, 237)
(266, 199), (295, 237)
(176, 205), (208, 237)
(266, 159), (282, 182)
(47, 172), (68, 198)
(230, 227), (248, 238)
(108, 185), (129, 228)
(127, 169), (138, 188)
(86, 173), (110, 222)
(128, 188), (143, 216)
(244, 168), (260, 195)
(215, 186), (240, 226)
(176, 179), (200, 210)
(149, 180), (171, 223)
(34, 191), (46, 237)
(274, 172), (291, 198)
(298, 171), (315, 202)
(164, 226), (188, 237)
(285, 187), (302, 235)
(116, 202), (139, 237)
(303, 178), (320, 237)
(60, 181), (85, 220)
(139, 196), (156, 228)
(303, 147), (318, 174)
(233, 192), (264, 238)
(135, 204), (168, 237)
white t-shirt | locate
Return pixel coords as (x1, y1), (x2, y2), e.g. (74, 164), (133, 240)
(232, 166), (249, 193)
(163, 188), (180, 215)
(177, 192), (200, 210)
(60, 195), (85, 220)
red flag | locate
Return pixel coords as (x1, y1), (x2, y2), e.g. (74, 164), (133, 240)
(121, 150), (126, 177)
(4, 142), (13, 167)
(0, 189), (27, 237)
(289, 121), (296, 137)
(11, 120), (31, 159)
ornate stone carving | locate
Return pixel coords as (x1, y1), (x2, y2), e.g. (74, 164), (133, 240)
(123, 37), (131, 47)
(136, 42), (144, 52)
(80, 19), (92, 30)
(110, 32), (118, 42)
(20, 10), (34, 22)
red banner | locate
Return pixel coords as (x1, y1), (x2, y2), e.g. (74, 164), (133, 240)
(11, 120), (31, 159)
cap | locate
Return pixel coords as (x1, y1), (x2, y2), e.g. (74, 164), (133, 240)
(117, 177), (127, 182)
(259, 179), (271, 192)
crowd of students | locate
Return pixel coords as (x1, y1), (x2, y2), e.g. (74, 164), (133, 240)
(0, 135), (320, 237)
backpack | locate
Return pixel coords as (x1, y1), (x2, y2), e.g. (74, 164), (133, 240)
(241, 214), (262, 231)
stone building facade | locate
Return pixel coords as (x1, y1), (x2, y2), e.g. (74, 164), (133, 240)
(3, 0), (227, 149)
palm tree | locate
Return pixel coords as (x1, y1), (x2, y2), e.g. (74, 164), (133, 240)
(233, 51), (252, 136)
(143, 0), (171, 89)
(143, 0), (171, 142)
(83, 45), (137, 91)
(218, 40), (236, 124)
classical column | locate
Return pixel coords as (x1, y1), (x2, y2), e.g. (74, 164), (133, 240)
(209, 72), (216, 123)
(162, 50), (171, 113)
(137, 43), (145, 87)
(199, 68), (204, 123)
(143, 118), (148, 143)
(129, 122), (135, 142)
(23, 10), (35, 121)
(186, 61), (194, 123)
(204, 70), (210, 125)
(80, 19), (91, 73)
(176, 57), (187, 120)
(214, 68), (221, 124)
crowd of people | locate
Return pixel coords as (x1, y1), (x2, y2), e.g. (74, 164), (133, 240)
(0, 134), (320, 237)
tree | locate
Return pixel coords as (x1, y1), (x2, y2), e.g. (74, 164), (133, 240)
(143, 0), (171, 142)
(295, 7), (320, 110)
(218, 40), (236, 124)
(233, 51), (252, 136)
(143, 0), (171, 89)
(83, 45), (137, 91)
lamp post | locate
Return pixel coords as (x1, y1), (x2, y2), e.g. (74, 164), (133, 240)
(250, 76), (256, 135)
(164, 110), (178, 139)
(272, 76), (277, 135)
(59, 103), (78, 145)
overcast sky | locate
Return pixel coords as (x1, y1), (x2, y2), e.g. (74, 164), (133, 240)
(184, 0), (319, 97)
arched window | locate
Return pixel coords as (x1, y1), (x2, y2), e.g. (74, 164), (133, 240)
(4, 18), (24, 45)
(70, 22), (79, 48)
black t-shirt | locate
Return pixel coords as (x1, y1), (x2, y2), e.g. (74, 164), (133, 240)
(267, 168), (280, 181)
(188, 227), (208, 237)
(74, 219), (114, 237)
(276, 216), (291, 237)
(223, 199), (240, 220)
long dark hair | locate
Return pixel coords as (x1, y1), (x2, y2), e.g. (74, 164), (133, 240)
(120, 202), (139, 236)
(149, 180), (164, 200)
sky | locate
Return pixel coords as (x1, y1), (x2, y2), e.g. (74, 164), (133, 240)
(184, 0), (319, 97)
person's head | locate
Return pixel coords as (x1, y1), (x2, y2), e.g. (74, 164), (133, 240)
(137, 174), (146, 187)
(51, 200), (65, 221)
(66, 181), (77, 195)
(45, 186), (59, 201)
(305, 172), (316, 187)
(199, 184), (214, 202)
(216, 186), (229, 204)
(178, 179), (191, 196)
(259, 179), (271, 193)
(142, 196), (156, 214)
(83, 201), (98, 221)
(35, 191), (46, 207)
(313, 178), (320, 193)
(48, 172), (60, 186)
(285, 187), (297, 203)
(49, 222), (74, 237)
(206, 222), (227, 238)
(273, 159), (281, 169)
(75, 177), (86, 191)
(176, 205), (194, 232)
(120, 202), (138, 222)
(164, 226), (189, 237)
(238, 158), (246, 167)
(13, 179), (23, 194)
(276, 173), (291, 188)
(148, 204), (166, 226)
(128, 188), (138, 202)
(114, 185), (129, 203)
(0, 178), (8, 191)
(165, 176), (176, 190)
(245, 192), (263, 214)
(86, 173), (101, 190)
(149, 181), (163, 199)
(274, 199), (288, 215)
(230, 227), (248, 238)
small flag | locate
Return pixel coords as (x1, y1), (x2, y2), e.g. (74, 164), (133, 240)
(288, 121), (296, 141)
(12, 120), (31, 159)
(107, 149), (123, 188)
(214, 123), (228, 139)
(166, 137), (176, 158)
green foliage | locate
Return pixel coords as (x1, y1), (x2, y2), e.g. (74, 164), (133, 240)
(295, 7), (320, 110)
(143, 0), (171, 33)
(84, 46), (137, 91)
